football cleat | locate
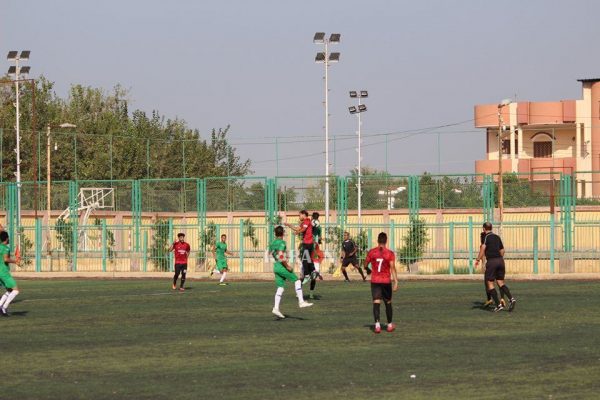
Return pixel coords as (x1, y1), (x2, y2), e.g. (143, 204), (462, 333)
(219, 282), (229, 286)
(500, 298), (506, 307)
(0, 308), (8, 317)
(483, 299), (494, 308)
(508, 298), (517, 312)
(308, 293), (315, 300)
(179, 287), (185, 292)
(493, 304), (504, 312)
(172, 284), (177, 290)
(272, 308), (285, 318)
(298, 301), (313, 308)
(386, 323), (396, 332)
(374, 323), (381, 334)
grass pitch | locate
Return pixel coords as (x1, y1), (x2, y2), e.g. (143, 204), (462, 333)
(3, 279), (600, 399)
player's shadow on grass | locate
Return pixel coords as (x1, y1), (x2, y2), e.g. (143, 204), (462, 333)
(471, 301), (493, 311)
(7, 311), (28, 317)
(274, 315), (307, 321)
(303, 295), (322, 301)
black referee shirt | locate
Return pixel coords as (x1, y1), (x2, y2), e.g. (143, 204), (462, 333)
(483, 233), (504, 259)
(342, 239), (356, 256)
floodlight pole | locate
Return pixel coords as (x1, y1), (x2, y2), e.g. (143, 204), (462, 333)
(14, 59), (22, 229)
(497, 100), (510, 230)
(324, 39), (330, 227)
(357, 96), (362, 225)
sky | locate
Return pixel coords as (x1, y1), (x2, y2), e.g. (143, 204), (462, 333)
(2, 0), (600, 177)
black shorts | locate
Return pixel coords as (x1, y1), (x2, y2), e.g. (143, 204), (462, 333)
(371, 282), (393, 302)
(174, 264), (188, 274)
(485, 257), (505, 281)
(342, 256), (359, 267)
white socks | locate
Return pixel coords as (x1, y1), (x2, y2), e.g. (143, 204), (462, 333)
(220, 272), (227, 283)
(314, 262), (320, 273)
(1, 290), (18, 310)
(294, 280), (304, 303)
(0, 292), (8, 308)
(274, 287), (284, 310)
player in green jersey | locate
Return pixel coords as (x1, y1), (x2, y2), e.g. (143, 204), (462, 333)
(270, 226), (313, 318)
(211, 234), (234, 285)
(0, 230), (20, 317)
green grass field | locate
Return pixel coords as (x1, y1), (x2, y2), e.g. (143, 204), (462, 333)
(3, 279), (600, 400)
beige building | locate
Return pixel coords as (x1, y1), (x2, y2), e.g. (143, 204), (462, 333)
(474, 79), (600, 198)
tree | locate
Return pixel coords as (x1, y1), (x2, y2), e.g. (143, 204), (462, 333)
(397, 217), (429, 272)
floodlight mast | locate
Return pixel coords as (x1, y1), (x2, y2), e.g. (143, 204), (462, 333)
(7, 50), (31, 234)
(348, 90), (368, 225)
(314, 32), (340, 228)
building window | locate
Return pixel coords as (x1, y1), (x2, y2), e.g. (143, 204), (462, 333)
(502, 139), (518, 155)
(534, 141), (552, 158)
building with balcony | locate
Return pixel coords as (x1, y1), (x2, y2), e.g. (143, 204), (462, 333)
(474, 79), (600, 198)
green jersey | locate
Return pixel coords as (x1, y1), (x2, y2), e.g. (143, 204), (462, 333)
(269, 238), (287, 266)
(215, 241), (228, 261)
(0, 243), (10, 271)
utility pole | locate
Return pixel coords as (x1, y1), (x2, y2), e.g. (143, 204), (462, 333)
(497, 99), (511, 228)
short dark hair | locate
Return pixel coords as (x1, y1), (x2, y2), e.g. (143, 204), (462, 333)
(483, 222), (493, 231)
(0, 231), (8, 242)
(221, 234), (227, 238)
(274, 226), (284, 237)
(299, 210), (309, 217)
(312, 212), (320, 220)
(377, 232), (387, 244)
(177, 233), (185, 237)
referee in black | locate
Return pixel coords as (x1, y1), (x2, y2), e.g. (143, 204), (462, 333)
(475, 222), (516, 312)
(340, 231), (366, 282)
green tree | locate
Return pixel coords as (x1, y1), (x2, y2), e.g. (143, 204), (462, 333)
(397, 217), (429, 272)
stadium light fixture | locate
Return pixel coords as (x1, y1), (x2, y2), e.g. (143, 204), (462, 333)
(7, 50), (32, 233)
(348, 89), (368, 224)
(314, 32), (341, 228)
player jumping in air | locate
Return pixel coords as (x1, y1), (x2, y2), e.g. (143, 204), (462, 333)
(284, 210), (315, 286)
(270, 225), (313, 318)
(364, 232), (398, 333)
(340, 231), (366, 282)
(475, 222), (516, 312)
(0, 230), (20, 316)
(212, 234), (234, 286)
(169, 233), (190, 291)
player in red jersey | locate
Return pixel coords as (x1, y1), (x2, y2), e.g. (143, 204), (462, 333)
(169, 233), (191, 291)
(284, 210), (315, 284)
(364, 232), (398, 333)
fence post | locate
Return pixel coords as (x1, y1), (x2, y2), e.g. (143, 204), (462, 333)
(35, 218), (42, 272)
(197, 178), (206, 266)
(468, 217), (474, 274)
(390, 219), (395, 251)
(168, 218), (174, 272)
(239, 219), (244, 273)
(533, 226), (539, 274)
(367, 228), (372, 249)
(143, 230), (148, 273)
(550, 214), (555, 273)
(408, 176), (419, 219)
(101, 219), (107, 272)
(449, 222), (454, 275)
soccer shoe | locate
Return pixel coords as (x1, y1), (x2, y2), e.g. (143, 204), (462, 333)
(374, 323), (381, 334)
(272, 308), (285, 318)
(386, 323), (396, 332)
(493, 304), (504, 312)
(483, 299), (494, 308)
(508, 298), (517, 312)
(0, 308), (8, 317)
(219, 282), (229, 286)
(308, 293), (315, 300)
(172, 284), (177, 290)
(298, 301), (313, 308)
(179, 287), (186, 292)
(500, 298), (506, 307)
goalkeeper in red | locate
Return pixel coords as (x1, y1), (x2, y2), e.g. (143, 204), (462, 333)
(364, 232), (398, 333)
(270, 225), (313, 319)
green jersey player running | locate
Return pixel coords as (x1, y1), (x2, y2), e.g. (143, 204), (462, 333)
(270, 225), (313, 319)
(211, 234), (234, 285)
(0, 230), (20, 317)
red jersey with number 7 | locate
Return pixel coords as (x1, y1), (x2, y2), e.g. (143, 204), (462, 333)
(365, 246), (395, 284)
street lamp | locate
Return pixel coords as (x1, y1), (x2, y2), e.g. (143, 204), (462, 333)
(497, 98), (511, 228)
(45, 123), (77, 263)
(349, 90), (368, 224)
(314, 32), (340, 227)
(7, 50), (31, 231)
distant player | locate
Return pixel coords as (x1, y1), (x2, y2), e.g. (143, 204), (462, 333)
(340, 231), (366, 282)
(0, 230), (20, 316)
(270, 225), (313, 318)
(212, 234), (234, 286)
(475, 222), (516, 312)
(364, 232), (398, 333)
(311, 212), (322, 243)
(169, 233), (190, 291)
(284, 210), (315, 285)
